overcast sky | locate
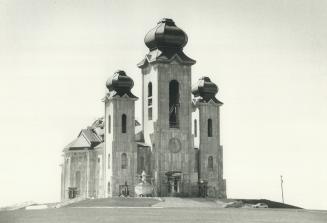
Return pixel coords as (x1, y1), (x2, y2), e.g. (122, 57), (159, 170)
(0, 0), (326, 210)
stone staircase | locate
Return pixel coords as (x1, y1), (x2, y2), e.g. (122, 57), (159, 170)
(152, 197), (226, 208)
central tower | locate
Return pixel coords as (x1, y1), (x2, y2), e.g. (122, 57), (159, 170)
(138, 19), (198, 196)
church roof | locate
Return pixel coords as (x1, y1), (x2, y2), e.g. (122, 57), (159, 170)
(80, 128), (102, 147)
(64, 134), (91, 150)
(64, 119), (104, 151)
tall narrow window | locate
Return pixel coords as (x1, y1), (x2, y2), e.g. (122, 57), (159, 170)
(169, 80), (179, 128)
(108, 154), (110, 169)
(148, 82), (153, 120)
(121, 153), (128, 169)
(108, 115), (111, 133)
(122, 114), (127, 133)
(107, 182), (110, 194)
(208, 119), (212, 137)
(208, 156), (213, 171)
(140, 156), (145, 171)
(194, 148), (199, 172)
(194, 119), (197, 137)
(148, 82), (152, 97)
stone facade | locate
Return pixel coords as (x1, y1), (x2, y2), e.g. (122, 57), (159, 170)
(60, 18), (227, 200)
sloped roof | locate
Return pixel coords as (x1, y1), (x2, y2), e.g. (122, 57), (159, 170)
(80, 128), (102, 146)
(94, 142), (104, 150)
(64, 134), (91, 150)
(64, 118), (104, 151)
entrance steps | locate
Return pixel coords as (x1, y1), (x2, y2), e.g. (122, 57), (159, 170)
(152, 197), (226, 208)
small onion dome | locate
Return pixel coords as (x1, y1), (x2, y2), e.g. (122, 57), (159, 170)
(106, 70), (135, 96)
(144, 18), (188, 51)
(192, 76), (222, 104)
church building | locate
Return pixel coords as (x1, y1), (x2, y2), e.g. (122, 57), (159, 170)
(60, 18), (227, 200)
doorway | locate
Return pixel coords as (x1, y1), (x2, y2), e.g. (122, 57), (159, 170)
(166, 171), (182, 196)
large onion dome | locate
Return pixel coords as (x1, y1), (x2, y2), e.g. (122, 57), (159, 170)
(138, 18), (195, 68)
(144, 18), (188, 51)
(192, 76), (222, 104)
(106, 70), (136, 98)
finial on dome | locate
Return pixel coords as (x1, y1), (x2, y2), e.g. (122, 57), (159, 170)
(144, 18), (188, 51)
(106, 70), (136, 98)
(192, 76), (222, 104)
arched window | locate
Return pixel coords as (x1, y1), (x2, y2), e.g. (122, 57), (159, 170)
(194, 119), (197, 137)
(108, 115), (111, 133)
(208, 119), (212, 137)
(121, 153), (128, 169)
(108, 154), (110, 169)
(140, 156), (145, 171)
(122, 114), (127, 133)
(208, 156), (213, 171)
(148, 82), (152, 97)
(169, 80), (180, 128)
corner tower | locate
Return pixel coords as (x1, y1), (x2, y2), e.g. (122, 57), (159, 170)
(138, 19), (198, 196)
(192, 77), (226, 198)
(104, 70), (138, 197)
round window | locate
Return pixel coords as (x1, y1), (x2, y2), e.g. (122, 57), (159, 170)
(169, 138), (181, 153)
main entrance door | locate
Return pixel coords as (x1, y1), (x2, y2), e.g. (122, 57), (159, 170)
(166, 171), (182, 196)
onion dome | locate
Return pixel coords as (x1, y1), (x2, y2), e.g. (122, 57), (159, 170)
(138, 18), (196, 68)
(192, 76), (222, 104)
(145, 18), (188, 51)
(106, 70), (136, 98)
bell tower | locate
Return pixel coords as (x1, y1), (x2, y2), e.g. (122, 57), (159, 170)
(138, 19), (198, 196)
(192, 77), (226, 198)
(104, 70), (138, 197)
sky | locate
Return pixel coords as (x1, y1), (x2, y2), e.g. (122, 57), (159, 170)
(0, 0), (326, 210)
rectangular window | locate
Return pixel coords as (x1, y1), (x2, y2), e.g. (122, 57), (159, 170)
(148, 98), (152, 106)
(194, 148), (199, 172)
(148, 107), (152, 120)
(208, 156), (213, 171)
(194, 119), (197, 137)
(208, 119), (212, 137)
(108, 154), (110, 169)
